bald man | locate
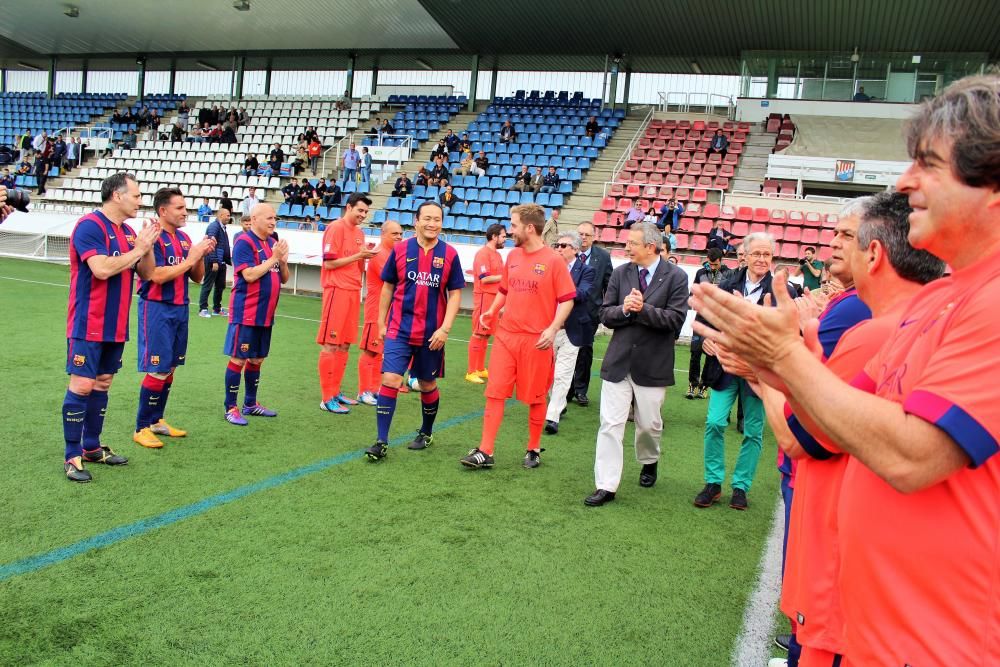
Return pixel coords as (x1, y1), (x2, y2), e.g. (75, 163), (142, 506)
(221, 203), (290, 425)
(356, 220), (404, 404)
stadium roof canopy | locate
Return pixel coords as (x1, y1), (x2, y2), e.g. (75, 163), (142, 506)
(1, 0), (997, 73)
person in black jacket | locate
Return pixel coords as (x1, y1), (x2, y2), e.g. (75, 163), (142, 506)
(568, 222), (613, 406)
(694, 233), (796, 511)
(392, 172), (413, 197)
(198, 207), (233, 317)
(687, 248), (731, 399)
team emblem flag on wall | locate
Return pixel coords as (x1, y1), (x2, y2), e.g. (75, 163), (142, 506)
(835, 159), (856, 182)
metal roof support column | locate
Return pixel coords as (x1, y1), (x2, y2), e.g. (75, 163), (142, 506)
(600, 54), (609, 110)
(168, 60), (176, 96)
(609, 61), (620, 111)
(489, 66), (498, 101)
(0, 69), (5, 94)
(622, 67), (632, 115)
(234, 56), (245, 102)
(264, 59), (272, 95)
(371, 66), (379, 95)
(766, 57), (778, 98)
(346, 54), (356, 99)
(81, 60), (88, 94)
(136, 56), (146, 103)
(467, 54), (479, 112)
(48, 56), (57, 99)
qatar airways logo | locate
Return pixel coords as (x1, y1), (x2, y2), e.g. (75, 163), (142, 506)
(407, 270), (440, 287)
(508, 277), (540, 294)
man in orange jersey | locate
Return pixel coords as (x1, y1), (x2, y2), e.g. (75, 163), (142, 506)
(691, 75), (1000, 666)
(317, 193), (375, 414)
(466, 223), (507, 384)
(723, 193), (944, 667)
(356, 220), (403, 405)
(460, 204), (576, 470)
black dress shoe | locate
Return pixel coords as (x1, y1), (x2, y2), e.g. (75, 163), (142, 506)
(576, 393), (590, 407)
(584, 489), (615, 506)
(560, 407), (567, 417)
(544, 420), (559, 435)
(639, 462), (657, 488)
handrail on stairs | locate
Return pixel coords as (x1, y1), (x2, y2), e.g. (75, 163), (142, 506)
(610, 106), (655, 183)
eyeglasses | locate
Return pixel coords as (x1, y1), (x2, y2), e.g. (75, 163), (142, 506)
(552, 243), (573, 249)
(748, 252), (773, 259)
(578, 232), (593, 237)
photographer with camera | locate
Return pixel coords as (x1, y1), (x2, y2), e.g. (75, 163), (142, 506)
(795, 246), (824, 291)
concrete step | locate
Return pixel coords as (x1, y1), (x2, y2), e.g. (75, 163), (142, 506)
(742, 145), (773, 158)
(731, 178), (763, 192)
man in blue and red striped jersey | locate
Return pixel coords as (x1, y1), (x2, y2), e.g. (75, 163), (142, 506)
(222, 203), (289, 425)
(62, 172), (160, 482)
(364, 201), (464, 461)
(133, 187), (216, 448)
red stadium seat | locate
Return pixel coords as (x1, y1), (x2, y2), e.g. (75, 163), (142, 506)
(609, 212), (625, 227)
(625, 184), (641, 198)
(712, 177), (730, 190)
(767, 224), (785, 241)
(732, 221), (749, 236)
(702, 204), (720, 219)
(674, 233), (689, 249)
(609, 184), (625, 196)
(824, 214), (839, 229)
(802, 229), (820, 245)
(648, 173), (665, 185)
(819, 229), (834, 245)
(784, 226), (802, 242)
(616, 197), (633, 212)
(788, 210), (804, 226)
(804, 212), (822, 227)
(674, 187), (690, 201)
(616, 229), (630, 244)
(683, 202), (701, 217)
(753, 207), (770, 223)
(691, 189), (708, 203)
(600, 196), (615, 212)
(690, 235), (707, 251)
(719, 205), (736, 220)
(599, 227), (617, 243)
(736, 206), (753, 221)
(696, 218), (714, 234)
(591, 211), (608, 227)
(770, 209), (787, 224)
(779, 242), (799, 259)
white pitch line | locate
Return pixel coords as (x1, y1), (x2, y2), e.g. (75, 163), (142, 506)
(731, 495), (785, 667)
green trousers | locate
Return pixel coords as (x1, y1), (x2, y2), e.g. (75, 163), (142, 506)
(703, 378), (765, 492)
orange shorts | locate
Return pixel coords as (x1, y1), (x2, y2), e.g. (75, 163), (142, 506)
(359, 321), (383, 354)
(484, 332), (554, 404)
(316, 287), (360, 345)
(472, 291), (498, 337)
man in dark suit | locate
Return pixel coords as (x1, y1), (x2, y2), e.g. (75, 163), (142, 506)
(198, 206), (233, 318)
(694, 232), (796, 511)
(569, 222), (613, 407)
(544, 231), (595, 434)
(585, 222), (689, 506)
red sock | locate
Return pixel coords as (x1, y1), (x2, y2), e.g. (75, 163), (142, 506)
(479, 397), (505, 455)
(357, 353), (371, 396)
(369, 353), (383, 394)
(318, 351), (337, 401)
(330, 349), (349, 397)
(478, 337), (491, 371)
(527, 402), (545, 451)
(468, 337), (485, 373)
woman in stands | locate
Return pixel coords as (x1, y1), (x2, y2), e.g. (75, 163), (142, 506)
(415, 166), (429, 187)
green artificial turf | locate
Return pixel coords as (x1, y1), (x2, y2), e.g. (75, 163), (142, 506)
(0, 257), (780, 666)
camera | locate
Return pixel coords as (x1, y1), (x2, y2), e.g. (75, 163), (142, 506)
(6, 188), (30, 212)
(798, 258), (807, 266)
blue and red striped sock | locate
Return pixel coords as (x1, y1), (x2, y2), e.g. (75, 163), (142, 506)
(420, 387), (440, 435)
(224, 361), (242, 409)
(81, 389), (108, 452)
(243, 362), (261, 406)
(157, 372), (174, 422)
(136, 374), (167, 431)
(62, 389), (88, 461)
(376, 385), (398, 442)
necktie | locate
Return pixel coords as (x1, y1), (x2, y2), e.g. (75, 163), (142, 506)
(639, 268), (649, 292)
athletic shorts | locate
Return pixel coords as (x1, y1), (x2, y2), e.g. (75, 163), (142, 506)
(136, 299), (188, 372)
(359, 321), (383, 354)
(471, 291), (498, 337)
(66, 338), (125, 378)
(224, 323), (272, 359)
(484, 332), (554, 404)
(381, 336), (444, 381)
(316, 287), (360, 345)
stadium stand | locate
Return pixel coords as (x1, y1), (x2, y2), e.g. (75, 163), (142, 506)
(0, 92), (126, 147)
(368, 95), (466, 146)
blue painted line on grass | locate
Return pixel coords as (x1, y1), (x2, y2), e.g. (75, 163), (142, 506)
(0, 407), (490, 583)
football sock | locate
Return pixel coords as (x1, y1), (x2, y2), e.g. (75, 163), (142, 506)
(158, 372), (174, 422)
(225, 361), (242, 409)
(467, 336), (484, 373)
(81, 389), (108, 451)
(136, 374), (167, 431)
(318, 350), (337, 401)
(62, 389), (89, 461)
(527, 402), (545, 451)
(369, 354), (384, 394)
(330, 349), (349, 397)
(479, 397), (506, 455)
(243, 362), (261, 406)
(420, 387), (440, 435)
(376, 385), (398, 442)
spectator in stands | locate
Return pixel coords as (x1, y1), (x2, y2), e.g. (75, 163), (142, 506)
(137, 106), (150, 128)
(304, 126), (319, 144)
(240, 187), (260, 218)
(283, 178), (304, 206)
(657, 198), (685, 232)
(415, 166), (429, 186)
(111, 110), (123, 124)
(308, 137), (322, 175)
(380, 118), (395, 136)
(510, 165), (532, 192)
(220, 123), (237, 144)
(307, 179), (327, 207)
(540, 166), (561, 194)
(439, 184), (462, 210)
(32, 131), (47, 154)
(430, 139), (448, 161)
(268, 144), (284, 175)
(242, 153), (259, 176)
(342, 143), (360, 188)
(853, 86), (871, 102)
(171, 122), (189, 143)
(336, 89), (351, 111)
(585, 116), (602, 138)
(623, 201), (645, 228)
(528, 167), (545, 194)
(122, 128), (139, 149)
(199, 206), (233, 318)
(198, 198), (213, 222)
(1, 169), (14, 189)
(146, 110), (161, 139)
(707, 130), (729, 160)
(214, 105), (226, 124)
(177, 100), (190, 127)
(17, 131), (31, 162)
(51, 136), (66, 171)
(473, 150), (489, 177)
(198, 104), (212, 128)
(359, 147), (372, 186)
(186, 124), (204, 143)
(665, 231), (677, 252)
(392, 172), (413, 197)
(205, 123), (222, 142)
(429, 156), (449, 186)
(16, 158), (31, 176)
(310, 214), (321, 230)
(795, 246), (824, 291)
(322, 181), (342, 207)
(459, 133), (472, 152)
(444, 129), (460, 153)
(63, 137), (78, 171)
(707, 220), (736, 253)
(453, 151), (475, 178)
(220, 191), (234, 214)
(367, 118), (382, 137)
(643, 206), (658, 225)
(542, 208), (561, 246)
(33, 151), (49, 195)
(293, 141), (309, 175)
(238, 107), (249, 125)
(499, 120), (517, 144)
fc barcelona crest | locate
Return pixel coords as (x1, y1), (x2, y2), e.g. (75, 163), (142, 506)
(150, 355), (160, 365)
(433, 256), (445, 268)
(72, 354), (86, 367)
(240, 343), (250, 352)
(533, 263), (547, 275)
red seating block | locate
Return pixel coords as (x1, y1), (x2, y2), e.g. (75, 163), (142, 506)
(674, 233), (689, 249)
(599, 227), (617, 243)
(712, 177), (730, 190)
(600, 196), (615, 212)
(691, 189), (708, 203)
(690, 235), (707, 251)
(784, 226), (802, 242)
(609, 212), (624, 227)
(701, 204), (720, 219)
(779, 242), (799, 259)
(616, 229), (630, 244)
(684, 202), (702, 217)
(625, 184), (641, 198)
(732, 221), (749, 236)
(591, 211), (608, 227)
(719, 205), (736, 220)
(695, 218), (714, 234)
(819, 229), (834, 245)
(802, 229), (819, 245)
(767, 224), (785, 240)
